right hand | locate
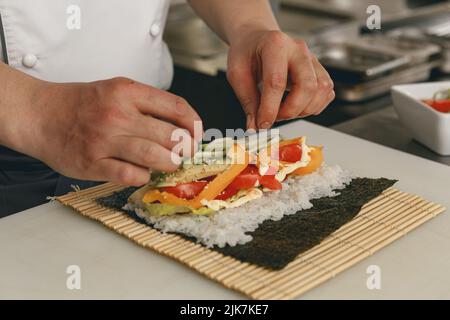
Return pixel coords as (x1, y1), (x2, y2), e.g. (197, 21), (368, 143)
(26, 77), (202, 186)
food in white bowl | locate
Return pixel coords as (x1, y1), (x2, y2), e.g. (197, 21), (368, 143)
(391, 81), (450, 156)
(422, 88), (450, 114)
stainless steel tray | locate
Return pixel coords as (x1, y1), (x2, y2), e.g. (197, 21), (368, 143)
(282, 0), (450, 20)
(358, 34), (441, 65)
(387, 26), (450, 73)
(277, 5), (360, 44)
(334, 61), (438, 102)
(424, 22), (450, 72)
(367, 5), (450, 73)
(313, 42), (411, 84)
(281, 0), (408, 19)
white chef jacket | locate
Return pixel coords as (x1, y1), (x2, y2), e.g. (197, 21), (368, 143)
(0, 0), (173, 89)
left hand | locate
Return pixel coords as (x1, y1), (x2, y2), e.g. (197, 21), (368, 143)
(227, 30), (335, 130)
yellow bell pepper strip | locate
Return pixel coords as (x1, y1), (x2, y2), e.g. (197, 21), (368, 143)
(291, 146), (324, 176)
(142, 144), (249, 209)
(142, 191), (196, 207)
(278, 137), (304, 148)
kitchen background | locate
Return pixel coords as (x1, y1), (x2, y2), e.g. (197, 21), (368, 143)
(166, 0), (450, 165)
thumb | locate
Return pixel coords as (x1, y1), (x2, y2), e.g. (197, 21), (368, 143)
(227, 62), (260, 130)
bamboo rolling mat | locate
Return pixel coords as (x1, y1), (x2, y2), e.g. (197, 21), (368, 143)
(56, 182), (445, 300)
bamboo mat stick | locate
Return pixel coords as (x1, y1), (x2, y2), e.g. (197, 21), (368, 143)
(252, 203), (445, 299)
(245, 196), (438, 293)
(56, 185), (445, 300)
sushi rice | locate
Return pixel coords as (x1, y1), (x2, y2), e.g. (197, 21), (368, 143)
(125, 164), (353, 248)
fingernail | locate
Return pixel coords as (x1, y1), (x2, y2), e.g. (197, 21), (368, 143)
(171, 153), (182, 166)
(193, 120), (204, 143)
(259, 121), (272, 129)
(246, 114), (254, 129)
(133, 173), (149, 187)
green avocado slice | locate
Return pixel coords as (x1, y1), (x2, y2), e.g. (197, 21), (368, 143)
(144, 203), (214, 217)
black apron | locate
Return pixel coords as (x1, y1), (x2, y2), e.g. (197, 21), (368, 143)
(0, 146), (100, 218)
(0, 12), (99, 218)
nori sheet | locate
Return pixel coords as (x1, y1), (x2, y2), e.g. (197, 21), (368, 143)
(96, 178), (396, 270)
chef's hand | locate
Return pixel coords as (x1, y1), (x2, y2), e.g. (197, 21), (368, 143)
(227, 30), (335, 129)
(5, 76), (202, 186)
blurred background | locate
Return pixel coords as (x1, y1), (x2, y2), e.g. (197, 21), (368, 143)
(167, 0), (450, 165)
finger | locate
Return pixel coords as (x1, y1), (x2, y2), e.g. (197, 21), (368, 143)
(132, 84), (203, 141)
(277, 40), (318, 121)
(111, 136), (182, 173)
(257, 40), (288, 129)
(297, 89), (335, 119)
(227, 59), (260, 130)
(131, 116), (197, 156)
(92, 158), (150, 186)
(314, 89), (336, 116)
(300, 55), (334, 116)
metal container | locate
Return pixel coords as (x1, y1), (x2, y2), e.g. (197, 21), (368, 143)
(277, 5), (359, 44)
(313, 38), (439, 101)
(423, 22), (450, 72)
(313, 41), (411, 84)
(358, 34), (441, 65)
(363, 3), (450, 73)
(334, 61), (437, 101)
(281, 0), (446, 20)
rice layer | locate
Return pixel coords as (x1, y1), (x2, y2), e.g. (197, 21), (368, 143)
(133, 165), (353, 248)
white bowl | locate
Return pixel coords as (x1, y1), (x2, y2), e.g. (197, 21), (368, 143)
(391, 81), (450, 156)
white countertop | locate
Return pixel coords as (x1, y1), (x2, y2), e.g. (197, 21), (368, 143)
(1, 120), (450, 299)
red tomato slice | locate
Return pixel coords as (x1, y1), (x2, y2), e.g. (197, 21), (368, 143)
(227, 165), (260, 190)
(279, 144), (302, 163)
(228, 164), (283, 191)
(215, 186), (239, 200)
(259, 175), (282, 190)
(161, 181), (208, 200)
(423, 99), (450, 113)
(431, 100), (450, 113)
